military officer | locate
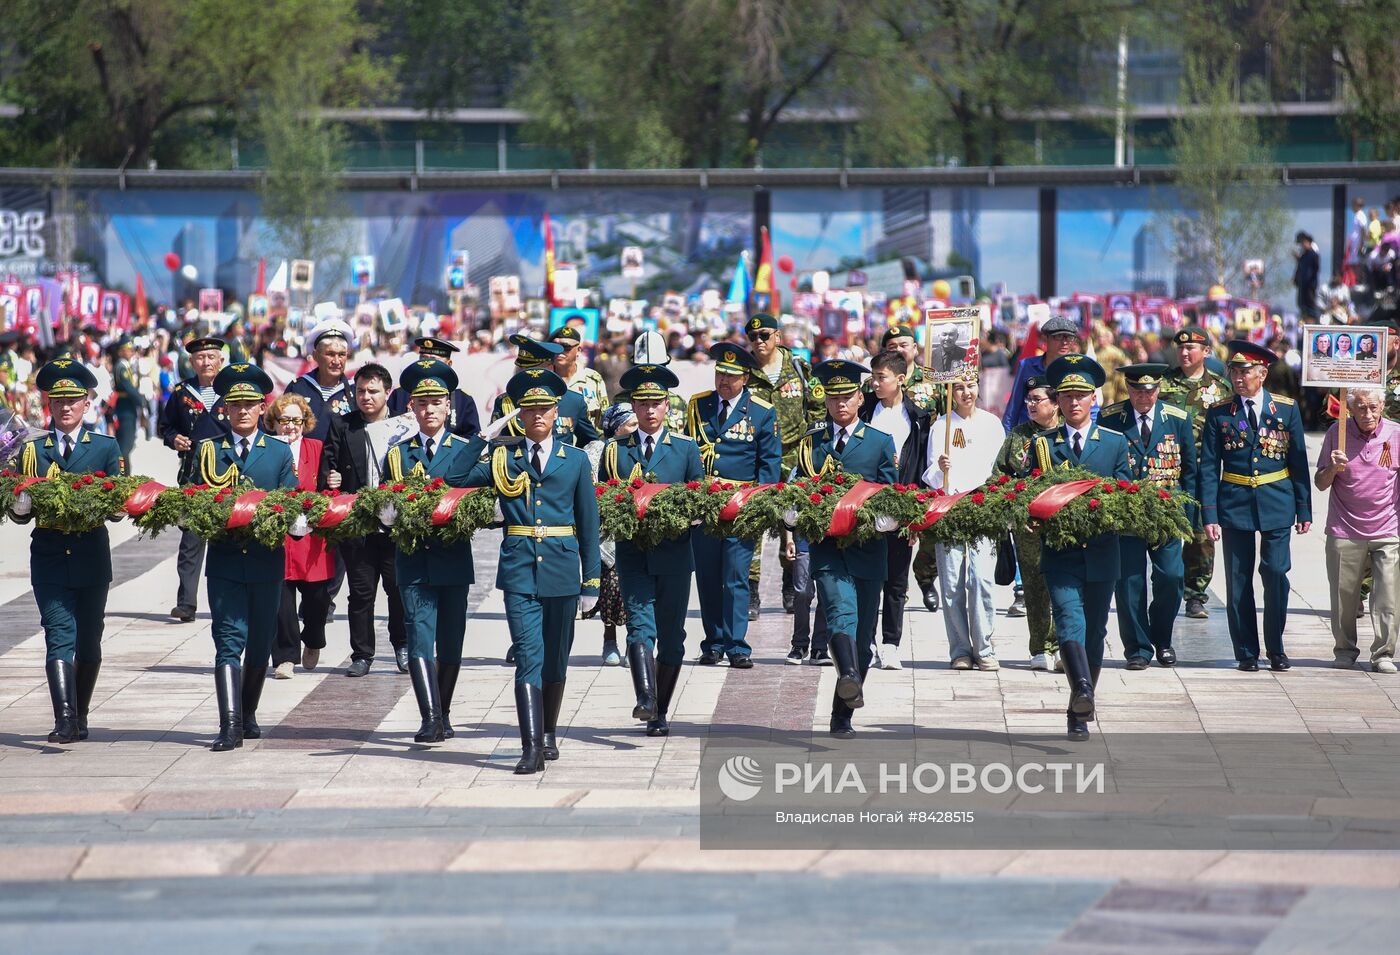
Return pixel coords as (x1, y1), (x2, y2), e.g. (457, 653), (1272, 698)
(489, 368), (601, 773)
(385, 336), (482, 438)
(109, 336), (144, 474)
(875, 324), (946, 612)
(383, 358), (497, 744)
(160, 336), (230, 622)
(602, 364), (704, 736)
(1200, 340), (1312, 673)
(551, 325), (611, 429)
(1159, 326), (1233, 618)
(794, 360), (898, 738)
(743, 313), (825, 616)
(1100, 364), (1197, 669)
(196, 363), (297, 752)
(14, 360), (122, 744)
(490, 334), (601, 448)
(1033, 355), (1131, 740)
(686, 343), (782, 667)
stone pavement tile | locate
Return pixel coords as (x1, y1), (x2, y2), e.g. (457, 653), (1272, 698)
(135, 789), (296, 812)
(0, 776), (156, 794)
(283, 788), (441, 809)
(1197, 851), (1400, 887)
(0, 845), (86, 881)
(1309, 796), (1400, 820)
(0, 791), (141, 815)
(811, 848), (1022, 875)
(73, 840), (268, 880)
(429, 788), (585, 808)
(254, 838), (469, 875)
(1047, 910), (1280, 954)
(999, 850), (1226, 881)
(447, 838), (659, 872)
(571, 790), (699, 809)
(637, 840), (824, 871)
(1254, 885), (1398, 953)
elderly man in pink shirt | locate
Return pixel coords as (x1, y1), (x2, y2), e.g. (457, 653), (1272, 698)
(1315, 388), (1400, 673)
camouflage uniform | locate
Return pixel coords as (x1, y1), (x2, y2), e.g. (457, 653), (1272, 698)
(565, 365), (611, 429)
(1158, 366), (1232, 605)
(1385, 367), (1400, 423)
(996, 419), (1058, 655)
(617, 387), (686, 433)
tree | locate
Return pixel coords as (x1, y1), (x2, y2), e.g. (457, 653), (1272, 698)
(389, 0), (530, 111)
(0, 0), (392, 168)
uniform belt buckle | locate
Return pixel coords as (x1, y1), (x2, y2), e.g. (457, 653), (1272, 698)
(533, 525), (546, 542)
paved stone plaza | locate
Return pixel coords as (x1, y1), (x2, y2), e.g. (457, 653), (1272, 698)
(2, 438), (1399, 953)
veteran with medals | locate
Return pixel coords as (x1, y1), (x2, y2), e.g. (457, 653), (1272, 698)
(15, 361), (123, 744)
(1033, 355), (1132, 740)
(1099, 364), (1197, 668)
(795, 361), (899, 738)
(1200, 341), (1312, 672)
(601, 364), (704, 736)
(195, 364), (297, 752)
(685, 344), (782, 667)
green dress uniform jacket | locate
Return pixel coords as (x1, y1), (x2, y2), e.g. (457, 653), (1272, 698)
(491, 389), (601, 448)
(197, 431), (298, 583)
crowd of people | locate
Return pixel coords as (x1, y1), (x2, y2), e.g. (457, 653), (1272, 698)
(8, 282), (1400, 761)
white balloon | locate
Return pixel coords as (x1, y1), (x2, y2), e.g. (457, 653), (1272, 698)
(180, 264), (198, 281)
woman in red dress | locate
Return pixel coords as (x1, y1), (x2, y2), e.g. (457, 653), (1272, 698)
(267, 394), (336, 679)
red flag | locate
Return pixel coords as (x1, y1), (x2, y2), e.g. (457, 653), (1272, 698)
(543, 213), (556, 306)
(255, 257), (267, 295)
(754, 226), (779, 313)
(134, 273), (149, 325)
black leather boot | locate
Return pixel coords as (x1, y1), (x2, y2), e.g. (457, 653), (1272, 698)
(830, 693), (855, 739)
(1066, 712), (1090, 740)
(409, 657), (444, 743)
(542, 680), (565, 760)
(829, 633), (864, 709)
(628, 642), (657, 721)
(45, 660), (79, 744)
(514, 682), (545, 774)
(74, 659), (101, 742)
(240, 661), (269, 740)
(649, 662), (681, 737)
(1060, 641), (1095, 720)
(438, 657), (461, 739)
(211, 664), (243, 752)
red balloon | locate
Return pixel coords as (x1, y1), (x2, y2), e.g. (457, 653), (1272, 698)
(789, 278), (797, 290)
(163, 252), (181, 271)
(777, 255), (794, 274)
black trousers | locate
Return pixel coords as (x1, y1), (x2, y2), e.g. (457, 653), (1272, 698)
(175, 529), (205, 612)
(881, 535), (915, 647)
(273, 580), (331, 666)
(343, 532), (407, 661)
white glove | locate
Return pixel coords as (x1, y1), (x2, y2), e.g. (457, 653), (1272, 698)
(782, 508), (799, 528)
(874, 515), (900, 533)
(493, 499), (504, 523)
(288, 514), (312, 539)
(580, 595), (598, 615)
(482, 408), (521, 442)
(377, 502), (398, 527)
(11, 492), (32, 517)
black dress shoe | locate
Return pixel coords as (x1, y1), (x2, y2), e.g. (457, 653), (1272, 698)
(346, 659), (371, 678)
(727, 654), (754, 669)
(394, 647), (409, 673)
(921, 584), (940, 613)
(1156, 647), (1177, 667)
(698, 649), (724, 666)
(169, 605), (196, 622)
(1067, 714), (1090, 741)
(1238, 658), (1260, 672)
(1268, 653), (1291, 672)
(1125, 657), (1150, 671)
(505, 645), (517, 665)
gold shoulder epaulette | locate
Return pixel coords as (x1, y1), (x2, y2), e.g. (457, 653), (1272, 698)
(1272, 395), (1295, 406)
(1209, 398), (1234, 409)
(1101, 401), (1126, 417)
(748, 395), (773, 410)
(1161, 404), (1189, 420)
(689, 390), (714, 404)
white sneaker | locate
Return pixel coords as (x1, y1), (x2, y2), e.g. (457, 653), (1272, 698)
(273, 662), (294, 680)
(1374, 658), (1398, 674)
(977, 656), (1000, 671)
(879, 645), (903, 670)
(1053, 651), (1065, 672)
(1030, 653), (1052, 671)
(951, 656), (973, 670)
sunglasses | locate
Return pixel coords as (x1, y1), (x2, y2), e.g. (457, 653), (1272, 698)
(747, 331), (774, 342)
(276, 416), (305, 425)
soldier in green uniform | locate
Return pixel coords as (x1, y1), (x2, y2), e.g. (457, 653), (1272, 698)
(994, 373), (1060, 670)
(743, 313), (825, 617)
(196, 364), (297, 752)
(1158, 326), (1232, 619)
(110, 336), (144, 475)
(551, 325), (611, 430)
(15, 360), (123, 744)
(490, 334), (601, 448)
(874, 324), (946, 612)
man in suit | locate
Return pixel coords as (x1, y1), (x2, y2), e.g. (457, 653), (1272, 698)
(14, 360), (123, 744)
(490, 334), (601, 448)
(859, 351), (930, 668)
(1033, 355), (1132, 740)
(196, 363), (297, 752)
(383, 358), (499, 744)
(489, 368), (602, 774)
(160, 336), (229, 622)
(601, 364), (704, 736)
(794, 360), (899, 737)
(286, 319), (354, 442)
(329, 363), (414, 676)
(385, 336), (481, 438)
(1100, 364), (1197, 669)
(1200, 340), (1312, 673)
(686, 343), (783, 667)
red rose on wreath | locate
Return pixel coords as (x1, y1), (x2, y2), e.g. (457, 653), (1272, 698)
(820, 484), (833, 494)
(302, 498), (316, 510)
(1031, 468), (1042, 478)
(614, 492), (628, 502)
(1014, 481), (1026, 491)
(102, 481), (114, 490)
(93, 471), (107, 478)
(775, 482), (786, 491)
(271, 504), (285, 513)
(915, 493), (929, 503)
(405, 493), (417, 502)
(1128, 483), (1140, 493)
(70, 481), (82, 489)
(392, 483), (406, 493)
(606, 478), (619, 487)
(809, 493), (822, 503)
(971, 492), (985, 504)
(833, 474), (847, 485)
(595, 487), (606, 497)
(1158, 490), (1172, 499)
(183, 487), (198, 496)
(996, 475), (1010, 486)
(1005, 492), (1017, 500)
(1089, 499), (1101, 510)
(630, 478), (643, 490)
(1117, 480), (1130, 490)
(81, 475), (93, 485)
(686, 481), (701, 490)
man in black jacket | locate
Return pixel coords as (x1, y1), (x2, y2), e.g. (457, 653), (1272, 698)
(859, 352), (931, 668)
(323, 363), (416, 676)
(1294, 231), (1321, 320)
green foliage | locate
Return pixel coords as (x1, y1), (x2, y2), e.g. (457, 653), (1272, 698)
(769, 472), (926, 548)
(364, 476), (498, 555)
(596, 478), (707, 549)
(0, 471), (144, 533)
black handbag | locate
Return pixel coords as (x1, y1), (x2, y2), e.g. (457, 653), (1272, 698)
(994, 534), (1017, 586)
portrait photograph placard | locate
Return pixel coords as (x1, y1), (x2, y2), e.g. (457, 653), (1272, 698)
(922, 306), (981, 383)
(1301, 324), (1387, 388)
